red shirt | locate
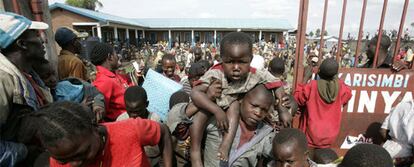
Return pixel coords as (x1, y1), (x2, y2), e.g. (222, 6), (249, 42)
(49, 118), (161, 167)
(93, 66), (129, 121)
(294, 80), (352, 148)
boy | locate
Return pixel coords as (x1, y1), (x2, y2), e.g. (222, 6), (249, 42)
(167, 91), (196, 167)
(203, 84), (276, 166)
(116, 86), (162, 166)
(40, 101), (173, 167)
(312, 148), (339, 164)
(272, 128), (317, 167)
(268, 57), (291, 93)
(339, 144), (393, 167)
(180, 63), (206, 95)
(33, 59), (105, 122)
(190, 32), (289, 165)
(116, 86), (161, 122)
(294, 58), (352, 149)
(162, 54), (181, 82)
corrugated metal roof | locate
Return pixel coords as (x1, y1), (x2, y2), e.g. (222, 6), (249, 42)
(49, 3), (293, 30)
(49, 3), (146, 27)
(134, 18), (293, 30)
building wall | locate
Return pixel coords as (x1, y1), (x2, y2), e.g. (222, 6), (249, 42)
(50, 8), (96, 33)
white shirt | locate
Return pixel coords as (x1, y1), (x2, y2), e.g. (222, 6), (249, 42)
(382, 99), (414, 158)
(250, 54), (265, 71)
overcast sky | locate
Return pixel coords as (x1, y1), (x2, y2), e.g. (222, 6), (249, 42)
(48, 0), (414, 38)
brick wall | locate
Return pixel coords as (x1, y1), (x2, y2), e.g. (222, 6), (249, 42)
(50, 9), (96, 33)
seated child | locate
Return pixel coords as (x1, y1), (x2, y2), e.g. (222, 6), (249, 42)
(190, 32), (289, 166)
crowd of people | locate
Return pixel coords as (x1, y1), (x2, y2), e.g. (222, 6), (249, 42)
(1, 12), (413, 167)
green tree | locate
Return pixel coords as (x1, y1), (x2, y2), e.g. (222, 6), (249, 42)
(315, 28), (321, 37)
(65, 0), (103, 11)
(309, 31), (314, 37)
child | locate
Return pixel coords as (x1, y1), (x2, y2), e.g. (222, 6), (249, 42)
(338, 144), (393, 167)
(180, 63), (206, 95)
(268, 57), (291, 93)
(162, 54), (181, 82)
(36, 101), (173, 167)
(116, 86), (161, 122)
(116, 86), (162, 166)
(312, 148), (338, 164)
(203, 84), (276, 166)
(33, 59), (106, 123)
(167, 91), (197, 167)
(190, 32), (289, 165)
(272, 128), (316, 167)
(294, 58), (352, 149)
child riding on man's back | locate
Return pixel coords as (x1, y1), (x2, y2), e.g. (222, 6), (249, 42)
(189, 32), (290, 166)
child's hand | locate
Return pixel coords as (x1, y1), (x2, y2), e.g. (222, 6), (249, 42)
(93, 105), (105, 123)
(281, 95), (292, 109)
(173, 122), (191, 140)
(207, 78), (222, 100)
(215, 111), (229, 131)
(278, 110), (292, 128)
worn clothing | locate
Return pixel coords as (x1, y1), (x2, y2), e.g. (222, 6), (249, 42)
(180, 78), (192, 95)
(0, 53), (51, 166)
(116, 112), (162, 167)
(250, 55), (265, 71)
(198, 64), (283, 109)
(93, 66), (129, 121)
(54, 77), (105, 110)
(294, 80), (352, 148)
(50, 118), (161, 167)
(317, 78), (339, 104)
(382, 99), (414, 158)
(166, 103), (192, 167)
(203, 118), (275, 167)
(164, 73), (181, 83)
(58, 49), (87, 81)
(267, 159), (320, 167)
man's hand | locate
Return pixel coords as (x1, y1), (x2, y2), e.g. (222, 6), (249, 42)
(215, 111), (229, 131)
(392, 60), (407, 72)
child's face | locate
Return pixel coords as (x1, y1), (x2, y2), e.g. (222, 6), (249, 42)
(38, 64), (58, 89)
(47, 131), (101, 166)
(221, 44), (252, 82)
(126, 101), (148, 118)
(162, 59), (176, 78)
(240, 91), (273, 128)
(272, 142), (308, 167)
